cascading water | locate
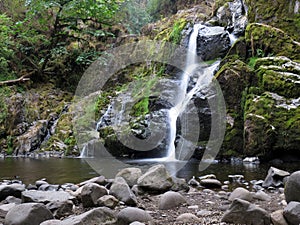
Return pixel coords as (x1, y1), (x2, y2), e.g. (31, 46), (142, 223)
(166, 24), (220, 161)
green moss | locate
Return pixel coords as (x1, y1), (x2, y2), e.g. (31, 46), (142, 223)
(131, 97), (149, 117)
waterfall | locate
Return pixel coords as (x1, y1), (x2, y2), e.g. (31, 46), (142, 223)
(78, 145), (87, 158)
(166, 24), (204, 161)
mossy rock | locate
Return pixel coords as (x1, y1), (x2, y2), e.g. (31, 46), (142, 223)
(245, 0), (300, 41)
(245, 23), (300, 60)
(254, 57), (300, 99)
(244, 91), (300, 158)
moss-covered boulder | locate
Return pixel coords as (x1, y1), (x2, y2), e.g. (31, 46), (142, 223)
(244, 91), (300, 159)
(245, 23), (300, 60)
(215, 58), (255, 156)
(245, 0), (300, 41)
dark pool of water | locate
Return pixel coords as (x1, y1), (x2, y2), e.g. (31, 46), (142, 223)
(0, 157), (299, 185)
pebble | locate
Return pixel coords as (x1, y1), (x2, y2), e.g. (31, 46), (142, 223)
(188, 205), (199, 209)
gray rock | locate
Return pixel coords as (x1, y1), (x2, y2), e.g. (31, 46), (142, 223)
(97, 195), (119, 209)
(176, 213), (200, 223)
(158, 191), (186, 210)
(40, 220), (62, 225)
(4, 196), (21, 204)
(81, 183), (108, 208)
(129, 222), (145, 225)
(35, 179), (48, 187)
(171, 177), (189, 192)
(78, 176), (106, 186)
(5, 203), (53, 225)
(46, 200), (74, 219)
(200, 179), (222, 188)
(196, 25), (231, 61)
(262, 167), (290, 188)
(283, 201), (300, 225)
(0, 184), (25, 201)
(228, 187), (253, 202)
(58, 207), (116, 225)
(253, 190), (271, 201)
(22, 190), (74, 204)
(117, 207), (152, 225)
(197, 210), (213, 217)
(110, 177), (137, 206)
(284, 171), (300, 203)
(39, 184), (59, 191)
(116, 168), (142, 187)
(137, 164), (173, 193)
(0, 203), (16, 213)
(187, 177), (200, 186)
(271, 210), (288, 225)
(199, 174), (216, 180)
(228, 175), (244, 183)
(222, 198), (270, 225)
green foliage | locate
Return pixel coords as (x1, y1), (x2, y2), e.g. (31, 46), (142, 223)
(131, 97), (149, 117)
(169, 19), (187, 44)
(147, 0), (175, 21)
(248, 57), (258, 69)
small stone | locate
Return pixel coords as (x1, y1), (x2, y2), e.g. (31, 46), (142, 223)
(197, 210), (212, 217)
(200, 179), (222, 188)
(176, 213), (200, 223)
(116, 168), (142, 187)
(97, 195), (119, 209)
(199, 174), (216, 180)
(117, 207), (153, 225)
(188, 205), (199, 210)
(253, 190), (271, 201)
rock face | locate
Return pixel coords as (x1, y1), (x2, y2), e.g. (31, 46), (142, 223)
(262, 167), (290, 188)
(5, 203), (53, 225)
(158, 191), (186, 210)
(283, 201), (300, 225)
(117, 207), (152, 225)
(137, 164), (173, 193)
(109, 177), (137, 206)
(284, 171), (300, 203)
(196, 25), (231, 61)
(221, 198), (270, 225)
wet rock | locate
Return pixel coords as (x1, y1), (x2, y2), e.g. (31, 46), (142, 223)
(283, 201), (300, 225)
(0, 184), (25, 201)
(46, 200), (74, 219)
(243, 157), (260, 164)
(5, 203), (53, 225)
(228, 187), (253, 202)
(22, 190), (74, 204)
(222, 198), (270, 225)
(35, 180), (48, 188)
(284, 171), (300, 203)
(109, 177), (137, 206)
(158, 191), (186, 210)
(196, 25), (231, 61)
(137, 164), (173, 193)
(271, 210), (288, 225)
(262, 167), (290, 188)
(117, 207), (152, 225)
(115, 168), (142, 187)
(200, 178), (222, 188)
(97, 195), (119, 209)
(81, 183), (108, 208)
(53, 207), (116, 225)
(253, 190), (271, 201)
(176, 213), (200, 223)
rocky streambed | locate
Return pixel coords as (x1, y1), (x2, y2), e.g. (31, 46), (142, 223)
(1, 164), (300, 225)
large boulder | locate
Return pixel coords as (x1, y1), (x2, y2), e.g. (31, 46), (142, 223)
(271, 210), (288, 225)
(109, 177), (137, 206)
(284, 171), (300, 203)
(81, 183), (108, 208)
(158, 191), (186, 210)
(116, 207), (153, 225)
(46, 200), (74, 219)
(283, 201), (300, 225)
(196, 25), (231, 61)
(262, 167), (290, 188)
(221, 198), (270, 225)
(137, 164), (174, 193)
(0, 184), (25, 201)
(22, 190), (74, 204)
(115, 167), (142, 187)
(5, 203), (53, 225)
